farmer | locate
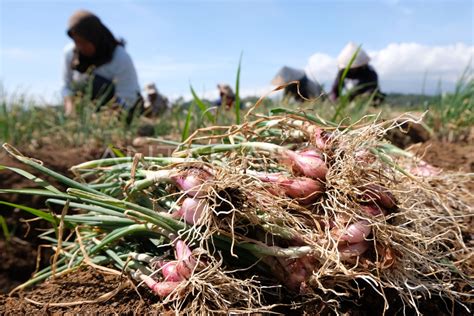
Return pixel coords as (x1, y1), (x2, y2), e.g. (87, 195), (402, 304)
(214, 84), (236, 110)
(143, 83), (169, 117)
(329, 42), (385, 104)
(61, 10), (142, 123)
(272, 66), (323, 102)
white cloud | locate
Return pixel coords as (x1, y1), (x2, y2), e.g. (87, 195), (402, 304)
(305, 42), (473, 94)
(305, 53), (336, 84)
(370, 43), (473, 80)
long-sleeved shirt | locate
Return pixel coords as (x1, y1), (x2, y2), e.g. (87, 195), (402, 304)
(283, 75), (323, 102)
(62, 43), (141, 109)
(330, 65), (379, 100)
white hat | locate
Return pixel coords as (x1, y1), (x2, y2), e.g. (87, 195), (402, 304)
(271, 66), (305, 85)
(337, 42), (370, 69)
(217, 84), (234, 97)
(144, 83), (158, 95)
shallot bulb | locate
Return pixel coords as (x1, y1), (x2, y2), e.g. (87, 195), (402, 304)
(313, 127), (331, 151)
(174, 197), (207, 224)
(410, 160), (441, 177)
(361, 184), (397, 210)
(361, 204), (385, 216)
(255, 172), (325, 204)
(331, 220), (372, 244)
(159, 261), (183, 282)
(175, 239), (197, 279)
(278, 177), (325, 204)
(301, 124), (332, 151)
(155, 240), (197, 284)
(281, 148), (328, 180)
(171, 168), (213, 198)
(338, 240), (370, 260)
(140, 274), (180, 297)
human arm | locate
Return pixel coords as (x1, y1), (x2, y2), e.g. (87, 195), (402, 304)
(64, 96), (75, 116)
(61, 44), (75, 116)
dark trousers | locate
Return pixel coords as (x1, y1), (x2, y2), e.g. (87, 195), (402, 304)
(91, 74), (143, 125)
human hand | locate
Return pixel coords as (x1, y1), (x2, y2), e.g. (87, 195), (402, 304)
(64, 97), (75, 117)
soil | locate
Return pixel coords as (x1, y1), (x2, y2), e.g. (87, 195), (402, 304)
(409, 140), (474, 197)
(0, 266), (164, 315)
(409, 140), (474, 173)
(0, 140), (472, 315)
(0, 144), (104, 295)
(0, 142), (176, 295)
(0, 144), (104, 205)
(385, 121), (431, 149)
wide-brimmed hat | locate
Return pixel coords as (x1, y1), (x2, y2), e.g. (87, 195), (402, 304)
(271, 66), (305, 85)
(337, 42), (370, 69)
(217, 84), (234, 97)
(144, 83), (158, 95)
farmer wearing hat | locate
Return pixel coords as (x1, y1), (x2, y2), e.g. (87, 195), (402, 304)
(143, 83), (169, 117)
(329, 42), (384, 104)
(62, 10), (142, 123)
(215, 84), (236, 110)
(272, 66), (323, 102)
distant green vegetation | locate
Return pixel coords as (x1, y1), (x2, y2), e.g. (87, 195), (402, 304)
(425, 68), (473, 141)
(1, 73), (472, 148)
(384, 93), (439, 108)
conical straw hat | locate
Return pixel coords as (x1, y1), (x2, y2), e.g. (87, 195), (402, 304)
(337, 42), (370, 69)
(271, 66), (305, 85)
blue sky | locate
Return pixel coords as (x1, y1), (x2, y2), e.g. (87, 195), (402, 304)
(0, 0), (473, 103)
